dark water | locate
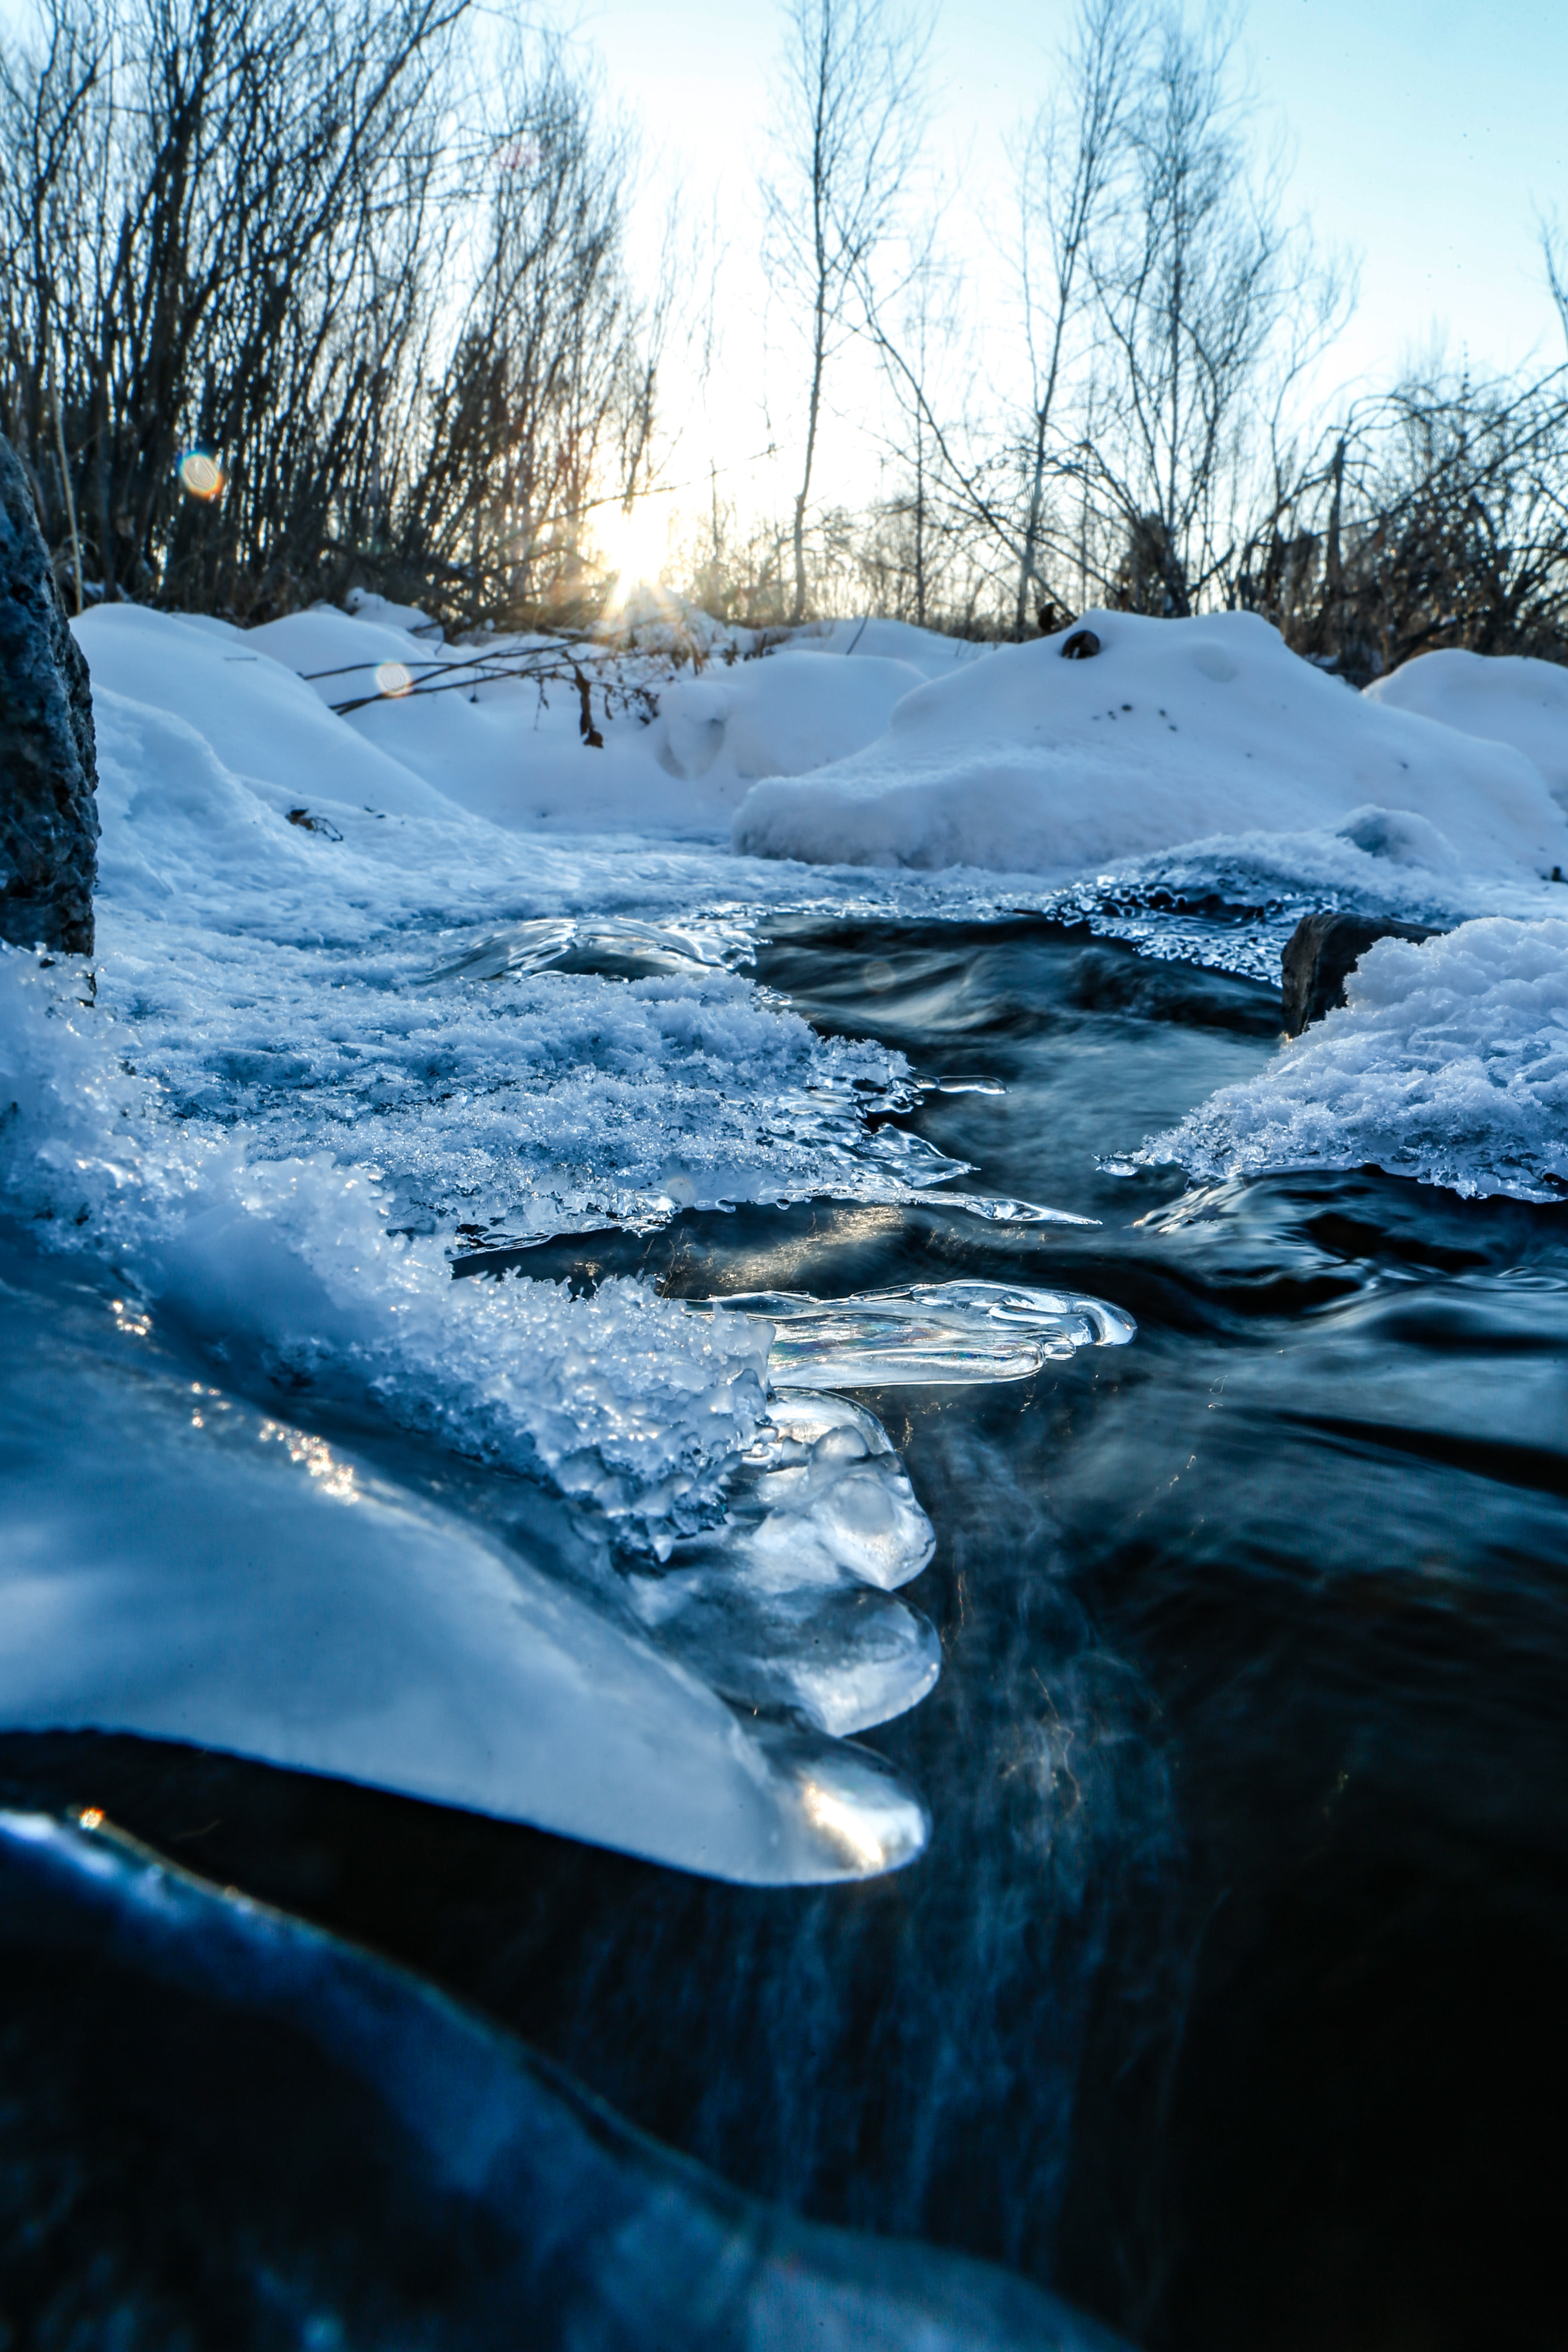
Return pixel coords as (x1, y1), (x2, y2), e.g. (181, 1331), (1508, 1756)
(4, 917), (1567, 2350)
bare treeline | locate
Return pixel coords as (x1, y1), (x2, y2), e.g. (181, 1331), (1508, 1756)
(5, 0), (1567, 670)
(758, 0), (1568, 676)
(0, 0), (663, 624)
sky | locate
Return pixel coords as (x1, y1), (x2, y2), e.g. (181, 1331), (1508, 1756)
(571, 0), (1568, 547)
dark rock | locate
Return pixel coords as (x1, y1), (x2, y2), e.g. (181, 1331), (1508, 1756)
(1061, 628), (1101, 661)
(0, 430), (98, 955)
(1282, 910), (1446, 1037)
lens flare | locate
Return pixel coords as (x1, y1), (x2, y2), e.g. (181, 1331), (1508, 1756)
(178, 449), (226, 501)
(375, 660), (414, 699)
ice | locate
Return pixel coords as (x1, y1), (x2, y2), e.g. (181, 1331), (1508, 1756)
(1140, 916), (1568, 1202)
(8, 592), (1179, 1883)
(695, 1279), (1136, 1388)
(627, 1388), (940, 1735)
(420, 911), (754, 984)
(918, 1189), (1101, 1227)
(731, 609), (1568, 888)
(0, 1262), (922, 1883)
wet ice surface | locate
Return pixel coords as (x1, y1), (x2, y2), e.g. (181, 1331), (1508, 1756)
(698, 1279), (1134, 1388)
(0, 1247), (928, 1883)
(628, 1389), (940, 1737)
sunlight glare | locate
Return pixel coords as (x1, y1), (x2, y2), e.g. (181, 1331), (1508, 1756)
(597, 496), (671, 599)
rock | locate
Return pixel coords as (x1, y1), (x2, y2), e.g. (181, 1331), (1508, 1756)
(1281, 910), (1445, 1037)
(1060, 628), (1101, 661)
(0, 430), (98, 954)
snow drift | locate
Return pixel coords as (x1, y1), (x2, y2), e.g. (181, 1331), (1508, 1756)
(731, 609), (1568, 886)
(1368, 647), (1568, 811)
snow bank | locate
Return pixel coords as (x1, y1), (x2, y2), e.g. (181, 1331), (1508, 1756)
(733, 609), (1568, 887)
(791, 615), (995, 678)
(651, 650), (925, 801)
(1368, 649), (1568, 811)
(76, 604), (456, 820)
(227, 607), (932, 837)
(1141, 916), (1568, 1201)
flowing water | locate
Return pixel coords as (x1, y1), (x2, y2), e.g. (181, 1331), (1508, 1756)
(4, 914), (1566, 2350)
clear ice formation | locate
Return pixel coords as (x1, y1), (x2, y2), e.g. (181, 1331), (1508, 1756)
(628, 1390), (941, 1736)
(420, 911), (754, 986)
(0, 1272), (927, 1886)
(918, 1190), (1101, 1228)
(694, 1279), (1136, 1389)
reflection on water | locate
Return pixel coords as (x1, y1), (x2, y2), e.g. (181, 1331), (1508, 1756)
(2, 916), (1566, 2350)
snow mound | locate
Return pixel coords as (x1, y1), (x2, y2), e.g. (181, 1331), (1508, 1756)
(790, 616), (995, 677)
(732, 609), (1568, 887)
(1368, 649), (1568, 811)
(1141, 916), (1568, 1202)
(652, 650), (925, 792)
(75, 606), (454, 820)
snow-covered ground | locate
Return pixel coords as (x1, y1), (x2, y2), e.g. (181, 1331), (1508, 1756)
(2, 592), (1564, 1880)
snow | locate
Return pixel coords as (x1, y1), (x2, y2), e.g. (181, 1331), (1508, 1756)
(732, 609), (1568, 887)
(76, 606), (456, 821)
(1368, 649), (1568, 813)
(1139, 916), (1568, 1201)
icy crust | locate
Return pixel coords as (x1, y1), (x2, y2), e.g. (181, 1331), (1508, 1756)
(732, 609), (1568, 887)
(0, 949), (942, 1878)
(0, 952), (780, 1545)
(1141, 917), (1568, 1202)
(93, 910), (959, 1248)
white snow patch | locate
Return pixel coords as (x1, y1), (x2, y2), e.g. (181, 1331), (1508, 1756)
(732, 609), (1568, 888)
(1368, 649), (1568, 813)
(1140, 916), (1568, 1202)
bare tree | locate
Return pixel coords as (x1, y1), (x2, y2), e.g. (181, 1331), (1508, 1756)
(1082, 6), (1348, 617)
(1238, 367), (1568, 682)
(1011, 0), (1145, 634)
(0, 0), (468, 614)
(399, 36), (666, 627)
(761, 0), (930, 624)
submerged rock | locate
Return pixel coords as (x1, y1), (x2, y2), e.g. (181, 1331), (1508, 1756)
(0, 430), (98, 954)
(1281, 910), (1445, 1036)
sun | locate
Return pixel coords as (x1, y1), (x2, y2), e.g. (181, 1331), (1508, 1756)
(596, 495), (672, 599)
